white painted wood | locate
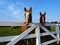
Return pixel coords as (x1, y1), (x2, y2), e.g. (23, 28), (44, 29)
(44, 23), (60, 26)
(42, 39), (57, 45)
(0, 22), (32, 26)
(7, 24), (36, 45)
(0, 22), (60, 26)
(42, 37), (60, 45)
(40, 31), (60, 36)
(56, 24), (59, 44)
(0, 30), (60, 42)
(23, 34), (36, 39)
(40, 25), (57, 39)
(0, 31), (60, 42)
(0, 36), (18, 42)
(0, 34), (36, 42)
(35, 26), (41, 45)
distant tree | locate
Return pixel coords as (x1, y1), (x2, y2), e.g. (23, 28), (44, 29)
(51, 22), (54, 23)
(54, 21), (57, 23)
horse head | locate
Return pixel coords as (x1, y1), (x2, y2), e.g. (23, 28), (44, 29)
(24, 7), (32, 25)
(40, 12), (46, 25)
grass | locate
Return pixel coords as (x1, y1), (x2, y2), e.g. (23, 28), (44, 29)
(46, 26), (60, 45)
(0, 26), (60, 45)
(0, 26), (22, 45)
(0, 26), (22, 37)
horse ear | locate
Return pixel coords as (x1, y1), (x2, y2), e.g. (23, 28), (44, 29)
(40, 12), (41, 15)
(24, 7), (26, 11)
(44, 12), (46, 15)
(30, 7), (32, 11)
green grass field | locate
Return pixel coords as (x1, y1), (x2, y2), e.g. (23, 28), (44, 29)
(0, 26), (60, 45)
(0, 26), (22, 37)
(0, 26), (22, 45)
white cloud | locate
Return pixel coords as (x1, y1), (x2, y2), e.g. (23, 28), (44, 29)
(8, 4), (14, 11)
(8, 3), (24, 22)
(13, 11), (19, 15)
(0, 0), (25, 22)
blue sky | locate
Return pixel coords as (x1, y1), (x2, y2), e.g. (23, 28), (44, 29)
(0, 0), (60, 23)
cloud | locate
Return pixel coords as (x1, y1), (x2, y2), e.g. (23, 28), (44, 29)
(8, 3), (24, 22)
(8, 4), (14, 11)
(8, 4), (21, 15)
(13, 11), (19, 15)
(0, 0), (25, 22)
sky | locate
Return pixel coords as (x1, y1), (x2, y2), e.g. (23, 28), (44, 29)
(0, 0), (60, 23)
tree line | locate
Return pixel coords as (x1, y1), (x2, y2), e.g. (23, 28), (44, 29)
(51, 21), (60, 24)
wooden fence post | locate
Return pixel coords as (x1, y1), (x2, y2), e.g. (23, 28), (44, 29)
(56, 24), (59, 44)
(35, 26), (41, 45)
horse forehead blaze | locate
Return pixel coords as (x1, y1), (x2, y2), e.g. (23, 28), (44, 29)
(25, 11), (31, 17)
(25, 12), (30, 16)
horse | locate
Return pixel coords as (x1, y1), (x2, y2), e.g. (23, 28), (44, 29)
(40, 12), (46, 26)
(40, 12), (46, 33)
(10, 26), (19, 30)
(40, 12), (50, 42)
(21, 7), (35, 45)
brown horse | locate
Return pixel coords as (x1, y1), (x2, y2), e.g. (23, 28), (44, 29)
(22, 7), (35, 45)
(22, 7), (32, 32)
(10, 26), (19, 30)
(40, 12), (50, 42)
(40, 12), (47, 42)
(40, 12), (46, 26)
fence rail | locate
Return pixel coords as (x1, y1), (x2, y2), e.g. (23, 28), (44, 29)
(0, 22), (60, 26)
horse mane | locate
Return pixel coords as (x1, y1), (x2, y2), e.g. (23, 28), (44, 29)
(28, 14), (32, 23)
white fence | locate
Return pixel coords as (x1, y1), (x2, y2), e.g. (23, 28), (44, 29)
(0, 22), (60, 45)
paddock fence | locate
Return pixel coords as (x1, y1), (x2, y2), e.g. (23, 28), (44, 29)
(0, 22), (60, 45)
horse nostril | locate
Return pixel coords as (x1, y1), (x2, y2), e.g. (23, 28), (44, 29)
(26, 22), (29, 25)
(26, 24), (28, 25)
